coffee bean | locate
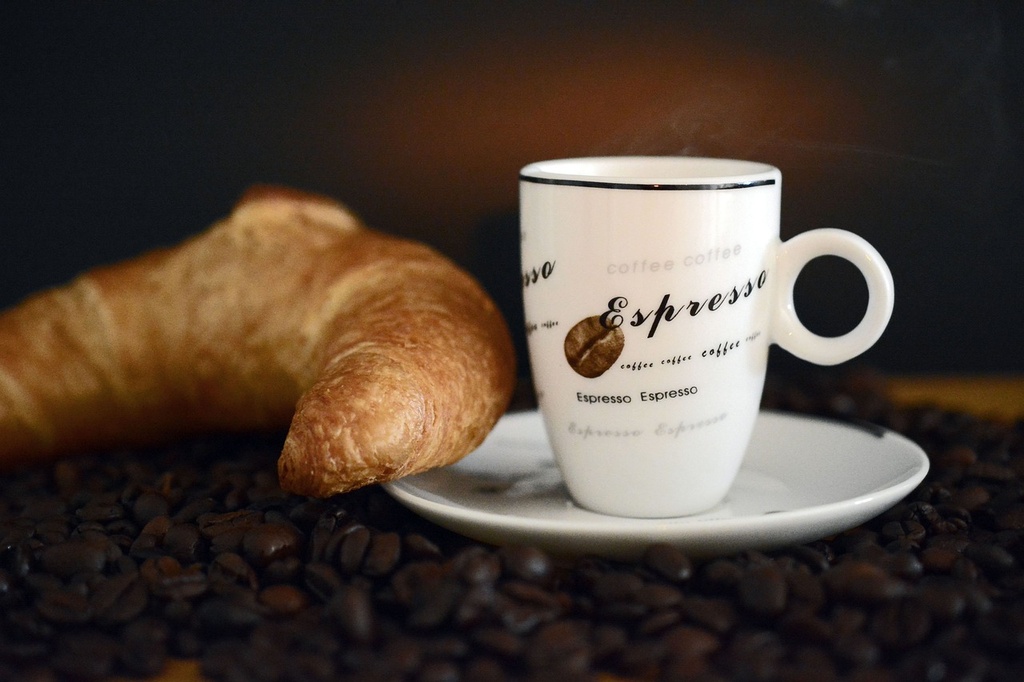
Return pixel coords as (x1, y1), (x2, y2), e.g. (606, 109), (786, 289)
(738, 564), (788, 616)
(453, 546), (501, 585)
(407, 577), (461, 630)
(91, 571), (148, 624)
(591, 571), (644, 603)
(823, 561), (907, 603)
(498, 545), (554, 584)
(661, 624), (721, 661)
(682, 597), (736, 634)
(163, 522), (203, 563)
(786, 568), (826, 610)
(258, 584), (310, 616)
(700, 557), (743, 590)
(195, 593), (264, 635)
(241, 522), (303, 568)
(403, 533), (443, 561)
(4, 371), (1024, 680)
(36, 588), (92, 624)
(198, 509), (263, 539)
(563, 315), (625, 378)
(996, 503), (1024, 530)
(133, 491), (170, 525)
(262, 555), (302, 584)
(964, 542), (1016, 574)
(870, 600), (932, 650)
(303, 562), (343, 601)
(638, 608), (682, 636)
(472, 627), (524, 658)
(140, 556), (208, 600)
(643, 543), (693, 582)
(636, 583), (683, 609)
(175, 497), (219, 523)
(329, 584), (376, 643)
(208, 552), (259, 592)
(527, 620), (591, 672)
(39, 537), (108, 578)
(337, 525), (371, 574)
(51, 631), (119, 679)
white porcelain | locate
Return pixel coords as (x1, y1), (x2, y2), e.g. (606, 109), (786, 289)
(383, 410), (928, 560)
(519, 156), (895, 517)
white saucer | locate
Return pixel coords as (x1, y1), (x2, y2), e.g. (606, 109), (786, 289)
(383, 410), (929, 560)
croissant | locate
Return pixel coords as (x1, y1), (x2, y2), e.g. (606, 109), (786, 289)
(0, 186), (516, 497)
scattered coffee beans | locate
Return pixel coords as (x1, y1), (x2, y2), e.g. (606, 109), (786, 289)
(1, 369), (1022, 680)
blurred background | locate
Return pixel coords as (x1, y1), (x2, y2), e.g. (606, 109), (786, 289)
(2, 1), (1021, 375)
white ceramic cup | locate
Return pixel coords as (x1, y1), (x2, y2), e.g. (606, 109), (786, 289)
(519, 156), (894, 518)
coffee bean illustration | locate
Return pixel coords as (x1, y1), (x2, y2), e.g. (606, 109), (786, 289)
(564, 315), (625, 378)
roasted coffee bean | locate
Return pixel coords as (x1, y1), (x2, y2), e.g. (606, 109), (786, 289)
(337, 525), (371, 574)
(175, 497), (219, 523)
(700, 557), (744, 591)
(39, 537), (107, 578)
(964, 542), (1016, 573)
(638, 608), (682, 636)
(870, 600), (932, 650)
(391, 561), (446, 607)
(140, 555), (208, 600)
(329, 584), (376, 643)
(996, 503), (1024, 530)
(738, 563), (788, 616)
(643, 543), (693, 582)
(526, 620), (591, 672)
(682, 597), (736, 634)
(119, 617), (170, 676)
(262, 555), (302, 584)
(208, 552), (259, 592)
(241, 521), (304, 568)
(163, 522), (203, 563)
(91, 571), (148, 624)
(591, 571), (644, 603)
(498, 544), (554, 584)
(50, 631), (119, 680)
(195, 593), (264, 635)
(132, 491), (170, 524)
(198, 509), (263, 539)
(76, 498), (125, 522)
(35, 588), (92, 624)
(304, 561), (343, 602)
(404, 532), (443, 561)
(472, 626), (524, 658)
(636, 582), (684, 609)
(1, 541), (32, 578)
(5, 371), (1024, 681)
(362, 531), (401, 577)
(823, 560), (907, 603)
(407, 577), (461, 630)
(786, 567), (826, 609)
(258, 584), (309, 616)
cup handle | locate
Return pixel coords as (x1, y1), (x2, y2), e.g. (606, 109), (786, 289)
(771, 228), (894, 366)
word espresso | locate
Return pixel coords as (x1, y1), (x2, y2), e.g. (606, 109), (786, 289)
(566, 410), (726, 440)
(575, 385), (698, 405)
(599, 270), (769, 338)
(522, 260), (556, 288)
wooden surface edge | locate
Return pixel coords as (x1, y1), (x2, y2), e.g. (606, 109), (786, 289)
(885, 374), (1024, 422)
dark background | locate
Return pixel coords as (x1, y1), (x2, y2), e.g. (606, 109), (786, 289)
(2, 1), (1021, 376)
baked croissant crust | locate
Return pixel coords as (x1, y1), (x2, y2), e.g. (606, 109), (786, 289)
(0, 186), (516, 497)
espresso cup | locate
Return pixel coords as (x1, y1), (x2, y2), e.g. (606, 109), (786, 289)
(519, 156), (894, 517)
